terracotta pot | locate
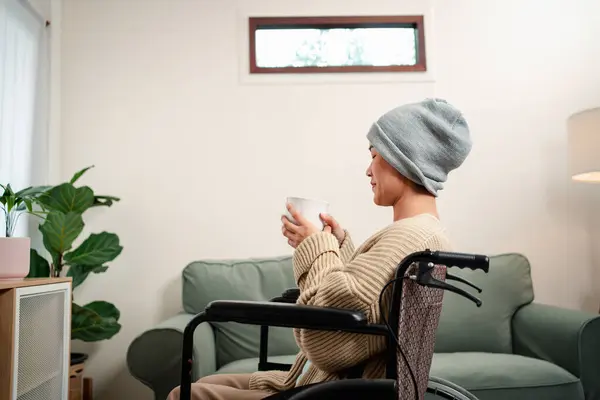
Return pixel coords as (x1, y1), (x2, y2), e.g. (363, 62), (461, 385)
(0, 237), (30, 280)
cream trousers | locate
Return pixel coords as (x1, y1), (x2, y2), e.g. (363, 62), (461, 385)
(167, 373), (273, 400)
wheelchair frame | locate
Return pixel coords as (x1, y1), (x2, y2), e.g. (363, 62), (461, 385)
(179, 250), (489, 400)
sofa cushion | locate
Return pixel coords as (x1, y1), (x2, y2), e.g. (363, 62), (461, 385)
(181, 253), (535, 367)
(182, 256), (299, 368)
(435, 253), (534, 354)
(216, 355), (298, 375)
(431, 352), (584, 400)
(215, 352), (583, 400)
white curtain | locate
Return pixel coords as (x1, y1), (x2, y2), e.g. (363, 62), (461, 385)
(0, 0), (49, 237)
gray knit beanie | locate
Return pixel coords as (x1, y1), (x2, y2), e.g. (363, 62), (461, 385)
(366, 98), (472, 196)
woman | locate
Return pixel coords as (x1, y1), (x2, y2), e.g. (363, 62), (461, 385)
(168, 98), (472, 400)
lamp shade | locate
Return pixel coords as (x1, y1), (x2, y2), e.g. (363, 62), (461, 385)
(568, 107), (600, 182)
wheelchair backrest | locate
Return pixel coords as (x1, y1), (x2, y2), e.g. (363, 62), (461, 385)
(387, 263), (447, 400)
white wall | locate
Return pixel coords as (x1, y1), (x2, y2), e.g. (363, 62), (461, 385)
(60, 0), (600, 398)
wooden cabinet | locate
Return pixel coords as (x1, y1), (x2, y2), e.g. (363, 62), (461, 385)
(69, 363), (93, 400)
(0, 278), (72, 400)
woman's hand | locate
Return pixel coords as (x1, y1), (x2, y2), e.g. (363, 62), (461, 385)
(320, 213), (346, 245)
(281, 203), (332, 248)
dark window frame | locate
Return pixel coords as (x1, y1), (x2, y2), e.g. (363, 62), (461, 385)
(248, 15), (427, 74)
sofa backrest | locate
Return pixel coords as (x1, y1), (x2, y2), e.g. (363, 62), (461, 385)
(182, 256), (298, 368)
(434, 253), (534, 354)
(182, 252), (535, 367)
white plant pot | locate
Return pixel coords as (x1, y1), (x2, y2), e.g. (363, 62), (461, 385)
(0, 237), (30, 280)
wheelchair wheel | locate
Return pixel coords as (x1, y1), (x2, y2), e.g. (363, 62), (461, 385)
(263, 377), (478, 400)
(425, 376), (479, 400)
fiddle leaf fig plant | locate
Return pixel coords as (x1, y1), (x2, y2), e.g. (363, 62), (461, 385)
(28, 166), (123, 342)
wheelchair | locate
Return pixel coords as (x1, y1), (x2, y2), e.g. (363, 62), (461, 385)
(179, 249), (490, 400)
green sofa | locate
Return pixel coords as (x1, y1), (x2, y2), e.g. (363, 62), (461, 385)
(127, 253), (600, 400)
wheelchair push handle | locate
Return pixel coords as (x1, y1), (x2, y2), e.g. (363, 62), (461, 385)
(412, 262), (483, 307)
(430, 251), (489, 273)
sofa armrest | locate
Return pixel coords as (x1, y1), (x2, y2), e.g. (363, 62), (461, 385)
(513, 302), (600, 400)
(127, 313), (216, 400)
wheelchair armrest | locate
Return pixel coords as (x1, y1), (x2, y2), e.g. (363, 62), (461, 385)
(282, 288), (300, 301)
(270, 288), (300, 304)
(202, 300), (386, 334)
(281, 288), (300, 303)
(182, 301), (388, 400)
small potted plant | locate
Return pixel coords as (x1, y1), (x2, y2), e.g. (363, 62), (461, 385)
(0, 184), (48, 280)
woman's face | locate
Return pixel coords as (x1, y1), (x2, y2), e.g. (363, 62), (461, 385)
(366, 146), (407, 206)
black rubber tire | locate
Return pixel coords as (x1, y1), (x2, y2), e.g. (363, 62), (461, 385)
(263, 377), (479, 400)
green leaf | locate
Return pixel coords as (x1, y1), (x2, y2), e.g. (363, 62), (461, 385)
(64, 232), (122, 266)
(67, 264), (108, 289)
(24, 199), (33, 212)
(3, 184), (14, 196)
(71, 302), (121, 342)
(15, 185), (51, 198)
(39, 211), (84, 255)
(27, 249), (50, 278)
(84, 300), (120, 320)
(92, 195), (120, 208)
(38, 183), (95, 214)
(6, 195), (14, 213)
(70, 166), (95, 185)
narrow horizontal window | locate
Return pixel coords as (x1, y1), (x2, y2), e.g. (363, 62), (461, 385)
(248, 16), (426, 74)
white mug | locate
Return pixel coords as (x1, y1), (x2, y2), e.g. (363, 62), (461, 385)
(285, 197), (330, 229)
